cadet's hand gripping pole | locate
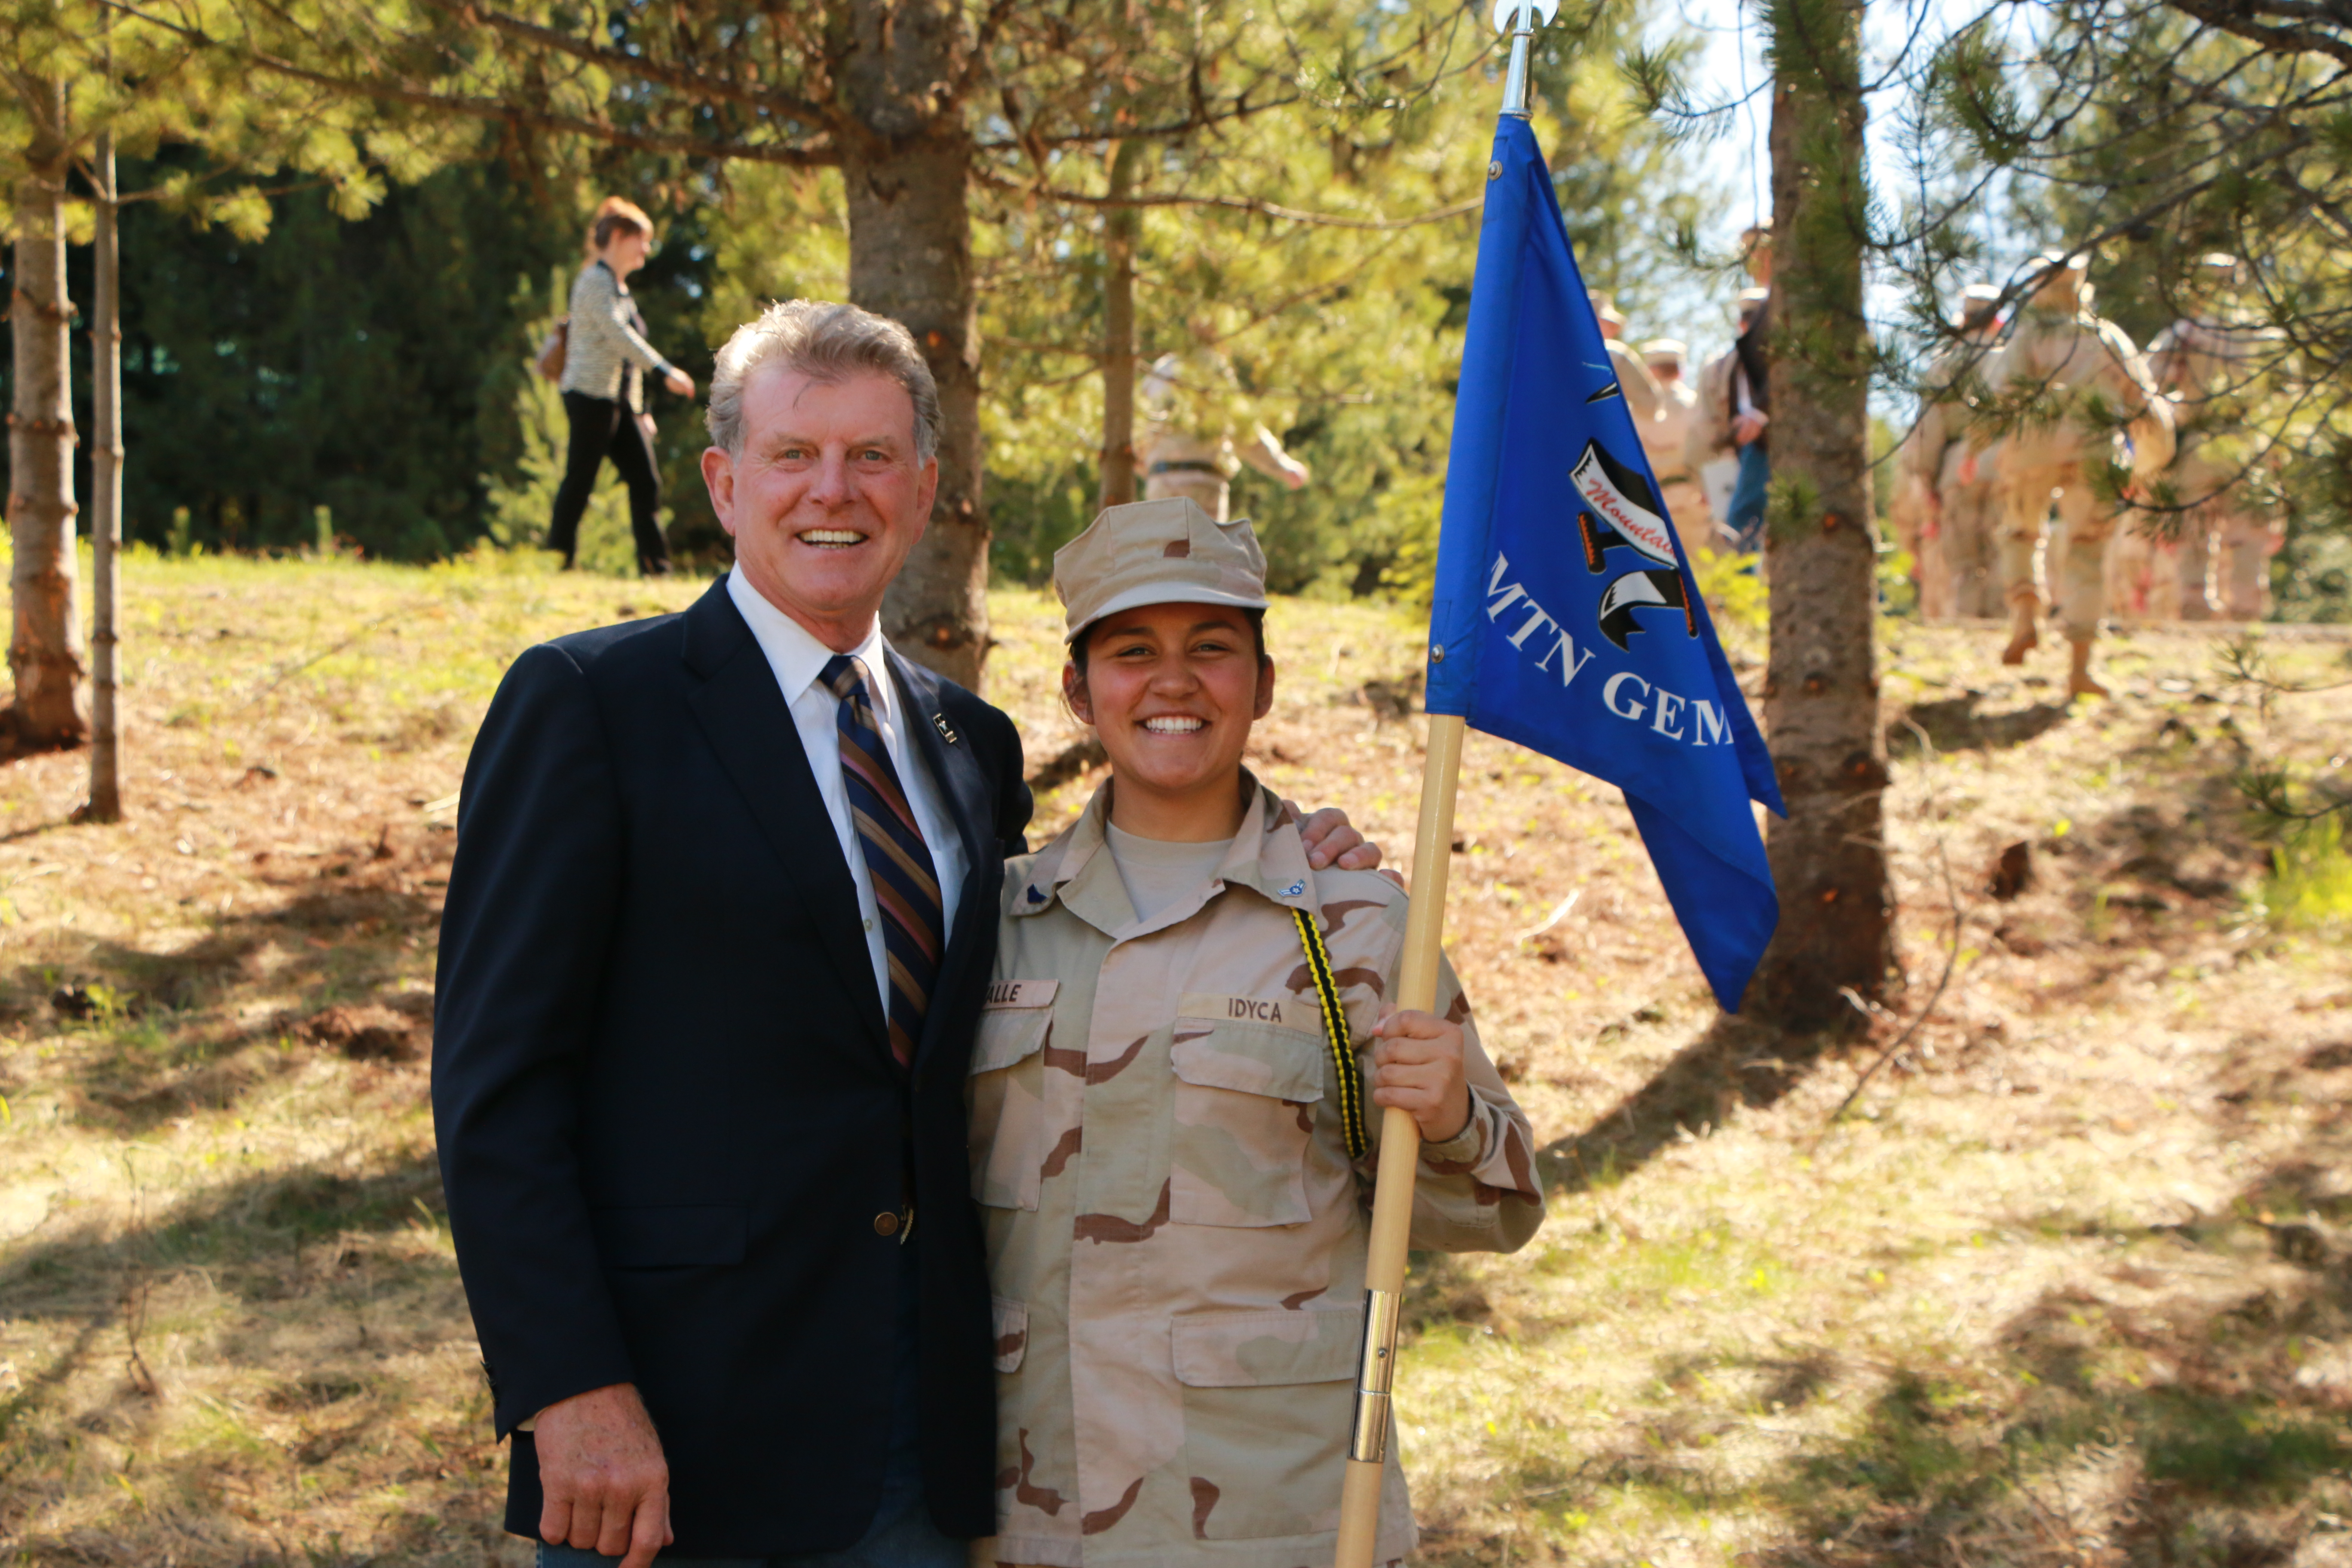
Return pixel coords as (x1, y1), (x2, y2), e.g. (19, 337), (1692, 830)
(1331, 10), (1552, 1566)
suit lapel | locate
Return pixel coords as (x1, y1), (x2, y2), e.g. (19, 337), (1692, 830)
(681, 584), (889, 1058)
(887, 649), (997, 1072)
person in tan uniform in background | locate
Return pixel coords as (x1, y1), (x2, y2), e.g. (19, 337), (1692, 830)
(1897, 283), (2004, 619)
(1984, 252), (2176, 696)
(1139, 346), (1311, 523)
(970, 498), (1543, 1568)
(1589, 292), (1664, 427)
(2147, 253), (2284, 622)
(1639, 339), (1711, 543)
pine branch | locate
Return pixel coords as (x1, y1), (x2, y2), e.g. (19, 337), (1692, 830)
(408, 0), (833, 125)
(972, 170), (1482, 230)
(2159, 0), (2352, 67)
(101, 0), (841, 167)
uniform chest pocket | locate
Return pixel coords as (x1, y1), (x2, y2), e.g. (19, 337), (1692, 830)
(968, 980), (1059, 1212)
(1168, 1010), (1326, 1228)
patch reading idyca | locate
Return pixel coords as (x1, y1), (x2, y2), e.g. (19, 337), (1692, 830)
(983, 979), (1059, 1009)
(1177, 993), (1311, 1033)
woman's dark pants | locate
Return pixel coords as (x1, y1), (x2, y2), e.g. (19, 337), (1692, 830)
(550, 391), (670, 575)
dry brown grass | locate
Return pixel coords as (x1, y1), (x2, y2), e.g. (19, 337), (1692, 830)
(1, 551), (2348, 1566)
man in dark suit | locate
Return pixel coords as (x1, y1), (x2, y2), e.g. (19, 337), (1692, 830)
(434, 301), (1373, 1568)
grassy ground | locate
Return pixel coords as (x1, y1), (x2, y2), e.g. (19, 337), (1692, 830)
(0, 549), (2347, 1566)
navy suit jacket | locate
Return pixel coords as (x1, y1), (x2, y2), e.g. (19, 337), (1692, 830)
(432, 579), (1030, 1555)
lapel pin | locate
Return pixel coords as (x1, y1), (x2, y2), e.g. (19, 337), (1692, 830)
(932, 713), (959, 744)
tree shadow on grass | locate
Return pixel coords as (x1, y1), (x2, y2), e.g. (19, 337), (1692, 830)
(0, 1146), (469, 1504)
(0, 1146), (449, 1326)
(1725, 1148), (2352, 1567)
(0, 1142), (510, 1567)
(1536, 1012), (1840, 1195)
(1888, 693), (2074, 758)
(1, 841), (444, 1136)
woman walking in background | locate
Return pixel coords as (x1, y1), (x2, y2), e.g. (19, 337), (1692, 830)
(551, 196), (695, 576)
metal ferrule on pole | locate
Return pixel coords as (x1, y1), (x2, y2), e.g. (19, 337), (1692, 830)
(1494, 0), (1556, 119)
(1348, 1286), (1403, 1461)
(1500, 27), (1535, 117)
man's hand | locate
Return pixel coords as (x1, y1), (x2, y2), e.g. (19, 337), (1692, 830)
(536, 1383), (674, 1568)
(1369, 1005), (1471, 1144)
(1293, 804), (1382, 872)
(665, 368), (695, 398)
(1733, 410), (1769, 447)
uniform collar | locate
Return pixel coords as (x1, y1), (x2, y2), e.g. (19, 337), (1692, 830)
(1014, 770), (1318, 938)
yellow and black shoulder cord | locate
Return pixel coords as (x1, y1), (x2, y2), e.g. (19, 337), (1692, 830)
(1292, 907), (1369, 1161)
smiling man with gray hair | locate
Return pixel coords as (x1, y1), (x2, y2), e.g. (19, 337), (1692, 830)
(434, 297), (1378, 1568)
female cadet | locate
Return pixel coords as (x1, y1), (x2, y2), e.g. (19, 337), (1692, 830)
(968, 498), (1544, 1568)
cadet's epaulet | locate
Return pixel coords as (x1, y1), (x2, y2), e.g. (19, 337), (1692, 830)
(1312, 869), (1411, 938)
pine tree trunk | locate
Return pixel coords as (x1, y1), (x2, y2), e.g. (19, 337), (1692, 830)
(840, 0), (989, 690)
(8, 76), (87, 753)
(1746, 0), (1892, 1029)
(88, 126), (125, 819)
(1099, 139), (1146, 509)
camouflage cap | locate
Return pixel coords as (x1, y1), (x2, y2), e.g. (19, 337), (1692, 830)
(1054, 497), (1269, 643)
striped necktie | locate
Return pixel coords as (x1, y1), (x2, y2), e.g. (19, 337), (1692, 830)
(821, 655), (942, 1071)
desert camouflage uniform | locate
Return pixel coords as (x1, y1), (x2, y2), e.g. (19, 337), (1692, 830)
(1641, 376), (1709, 545)
(969, 780), (1544, 1568)
(1984, 296), (2175, 643)
(1902, 339), (2001, 619)
(2148, 314), (2283, 620)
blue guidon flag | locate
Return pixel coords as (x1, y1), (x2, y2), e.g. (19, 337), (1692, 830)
(1424, 115), (1784, 1011)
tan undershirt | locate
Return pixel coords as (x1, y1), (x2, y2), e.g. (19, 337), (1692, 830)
(1104, 822), (1231, 925)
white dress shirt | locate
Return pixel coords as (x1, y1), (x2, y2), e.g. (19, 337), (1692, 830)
(727, 566), (968, 1015)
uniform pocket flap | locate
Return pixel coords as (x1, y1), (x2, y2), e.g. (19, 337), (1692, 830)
(972, 980), (1059, 1074)
(590, 1205), (747, 1269)
(1169, 1021), (1327, 1103)
(992, 1295), (1029, 1374)
(1172, 1306), (1364, 1388)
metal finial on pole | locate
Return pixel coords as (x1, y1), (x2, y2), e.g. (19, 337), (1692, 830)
(1494, 0), (1559, 119)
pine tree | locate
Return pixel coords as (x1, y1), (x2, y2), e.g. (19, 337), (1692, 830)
(173, 0), (1500, 687)
(1746, 0), (1896, 1028)
(7, 68), (84, 754)
(0, 2), (453, 805)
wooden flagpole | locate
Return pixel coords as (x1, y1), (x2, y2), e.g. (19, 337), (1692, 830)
(1331, 8), (1549, 1565)
(1330, 713), (1466, 1568)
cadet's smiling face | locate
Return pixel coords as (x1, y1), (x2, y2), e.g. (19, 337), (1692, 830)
(1064, 603), (1275, 840)
(701, 362), (937, 651)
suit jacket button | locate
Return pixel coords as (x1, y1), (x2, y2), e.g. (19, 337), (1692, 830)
(874, 1211), (901, 1237)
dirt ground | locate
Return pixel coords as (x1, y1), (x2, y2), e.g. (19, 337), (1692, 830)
(0, 549), (2346, 1566)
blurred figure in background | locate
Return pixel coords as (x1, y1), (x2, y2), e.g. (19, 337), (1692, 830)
(1138, 334), (1309, 523)
(2148, 253), (2284, 622)
(1691, 267), (1773, 553)
(1588, 292), (1663, 426)
(1638, 339), (1711, 544)
(549, 196), (695, 577)
(1898, 283), (2004, 618)
(1984, 252), (2175, 696)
